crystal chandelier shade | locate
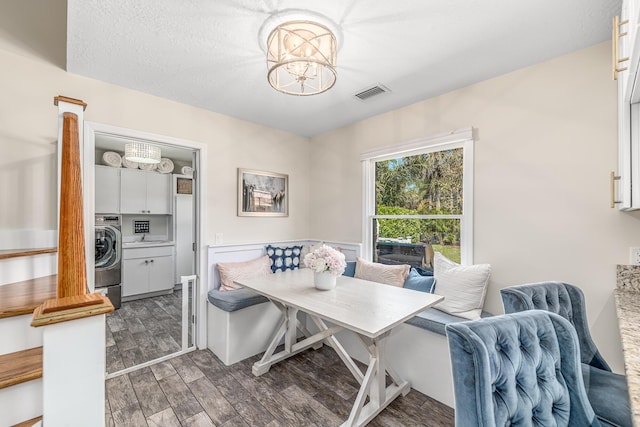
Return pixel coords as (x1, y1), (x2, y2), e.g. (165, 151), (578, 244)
(266, 20), (337, 96)
(124, 142), (161, 164)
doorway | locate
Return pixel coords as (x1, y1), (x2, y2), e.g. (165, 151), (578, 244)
(83, 122), (207, 377)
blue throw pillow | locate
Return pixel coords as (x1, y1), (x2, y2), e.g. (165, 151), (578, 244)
(342, 261), (356, 277)
(403, 268), (435, 293)
(266, 245), (302, 273)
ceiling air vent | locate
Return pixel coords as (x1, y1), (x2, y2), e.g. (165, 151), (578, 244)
(354, 84), (390, 101)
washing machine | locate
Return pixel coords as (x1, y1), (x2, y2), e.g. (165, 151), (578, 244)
(95, 214), (122, 309)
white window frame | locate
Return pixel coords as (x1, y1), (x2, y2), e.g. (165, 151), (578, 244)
(361, 127), (474, 264)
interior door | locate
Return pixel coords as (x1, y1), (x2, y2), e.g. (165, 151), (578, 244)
(101, 136), (199, 378)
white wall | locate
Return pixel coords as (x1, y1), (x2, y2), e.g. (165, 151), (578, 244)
(0, 1), (311, 249)
(310, 42), (640, 373)
(1, 2), (635, 373)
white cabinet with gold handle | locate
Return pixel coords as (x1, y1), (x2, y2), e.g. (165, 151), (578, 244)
(613, 0), (640, 210)
(613, 15), (630, 81)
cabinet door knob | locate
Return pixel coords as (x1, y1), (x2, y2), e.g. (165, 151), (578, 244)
(150, 259), (154, 263)
(144, 260), (149, 264)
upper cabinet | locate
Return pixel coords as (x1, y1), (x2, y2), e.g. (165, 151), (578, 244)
(121, 168), (172, 214)
(614, 0), (640, 210)
(95, 165), (120, 214)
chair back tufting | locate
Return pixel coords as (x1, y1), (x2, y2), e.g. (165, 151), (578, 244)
(446, 310), (601, 427)
(500, 282), (610, 371)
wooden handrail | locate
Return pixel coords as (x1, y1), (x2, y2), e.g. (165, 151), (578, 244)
(0, 248), (56, 260)
(53, 95), (87, 110)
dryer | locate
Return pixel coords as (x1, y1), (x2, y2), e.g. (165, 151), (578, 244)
(95, 214), (122, 309)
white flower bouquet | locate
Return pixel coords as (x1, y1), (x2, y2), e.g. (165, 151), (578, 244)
(303, 244), (346, 276)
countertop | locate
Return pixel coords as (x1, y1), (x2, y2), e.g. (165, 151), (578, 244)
(122, 241), (175, 249)
(615, 265), (640, 426)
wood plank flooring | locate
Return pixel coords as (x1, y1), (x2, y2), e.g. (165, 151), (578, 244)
(105, 346), (454, 426)
(106, 292), (184, 374)
(106, 289), (453, 426)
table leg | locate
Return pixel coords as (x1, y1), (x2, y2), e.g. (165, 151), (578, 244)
(253, 306), (410, 427)
(310, 316), (364, 385)
(252, 303), (343, 377)
(284, 307), (298, 352)
(340, 332), (411, 427)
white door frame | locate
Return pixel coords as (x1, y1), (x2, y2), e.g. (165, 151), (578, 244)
(83, 121), (208, 350)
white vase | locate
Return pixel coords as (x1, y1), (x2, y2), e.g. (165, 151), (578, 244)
(314, 271), (337, 290)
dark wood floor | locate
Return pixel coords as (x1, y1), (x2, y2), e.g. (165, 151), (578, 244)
(105, 345), (454, 427)
(106, 291), (185, 374)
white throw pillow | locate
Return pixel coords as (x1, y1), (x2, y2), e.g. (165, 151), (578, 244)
(432, 252), (491, 320)
(217, 255), (271, 291)
(299, 243), (323, 268)
(354, 257), (410, 287)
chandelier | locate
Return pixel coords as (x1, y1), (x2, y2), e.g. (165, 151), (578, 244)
(124, 142), (161, 164)
(264, 15), (338, 96)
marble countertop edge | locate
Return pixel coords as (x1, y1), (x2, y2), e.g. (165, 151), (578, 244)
(614, 288), (640, 427)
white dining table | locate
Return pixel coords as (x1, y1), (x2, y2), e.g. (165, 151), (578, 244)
(234, 268), (443, 427)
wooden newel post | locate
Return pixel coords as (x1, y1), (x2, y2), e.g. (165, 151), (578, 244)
(32, 96), (113, 325)
(28, 96), (114, 427)
(57, 112), (87, 298)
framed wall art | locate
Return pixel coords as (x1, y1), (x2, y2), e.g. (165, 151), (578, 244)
(238, 168), (288, 217)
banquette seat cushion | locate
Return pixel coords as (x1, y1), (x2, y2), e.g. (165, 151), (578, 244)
(407, 308), (493, 336)
(207, 288), (267, 312)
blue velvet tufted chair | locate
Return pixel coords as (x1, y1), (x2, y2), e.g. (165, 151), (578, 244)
(446, 310), (601, 426)
(500, 282), (631, 427)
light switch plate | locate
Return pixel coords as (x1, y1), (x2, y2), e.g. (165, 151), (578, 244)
(629, 247), (640, 265)
(215, 233), (223, 245)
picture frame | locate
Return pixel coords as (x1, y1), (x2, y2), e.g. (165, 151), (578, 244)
(238, 168), (288, 217)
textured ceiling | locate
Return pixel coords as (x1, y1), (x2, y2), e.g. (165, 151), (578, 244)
(67, 0), (621, 137)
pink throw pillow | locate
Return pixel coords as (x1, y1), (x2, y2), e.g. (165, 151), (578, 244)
(354, 257), (410, 287)
(217, 255), (271, 291)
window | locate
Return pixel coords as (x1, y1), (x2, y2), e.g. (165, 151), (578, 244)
(361, 128), (474, 271)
